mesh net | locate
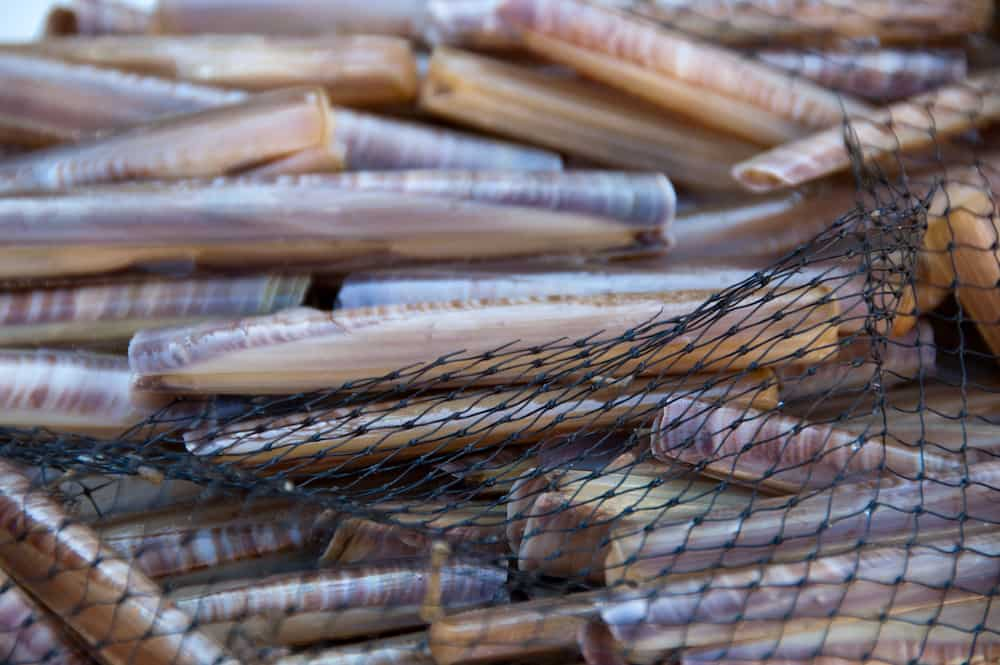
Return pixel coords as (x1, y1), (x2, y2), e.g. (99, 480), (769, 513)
(1, 2), (999, 665)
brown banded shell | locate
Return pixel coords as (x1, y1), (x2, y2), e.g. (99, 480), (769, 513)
(272, 632), (434, 665)
(0, 571), (88, 665)
(0, 87), (329, 194)
(0, 274), (309, 347)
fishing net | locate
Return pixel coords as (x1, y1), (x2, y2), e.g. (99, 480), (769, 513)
(0, 2), (998, 665)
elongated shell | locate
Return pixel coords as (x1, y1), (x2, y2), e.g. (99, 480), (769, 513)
(130, 288), (839, 395)
(0, 180), (667, 279)
(497, 0), (872, 145)
(0, 53), (244, 146)
(273, 632), (434, 665)
(602, 532), (1000, 662)
(0, 87), (329, 193)
(0, 350), (152, 436)
(329, 107), (563, 170)
(0, 274), (309, 347)
(48, 0), (153, 35)
(605, 460), (1000, 578)
(183, 371), (775, 473)
(420, 47), (759, 189)
(733, 69), (1000, 192)
(171, 562), (507, 645)
(267, 171), (675, 229)
(0, 571), (88, 665)
(652, 396), (961, 493)
(0, 459), (239, 665)
(612, 0), (994, 46)
(152, 0), (427, 36)
(756, 49), (967, 102)
(16, 35), (419, 107)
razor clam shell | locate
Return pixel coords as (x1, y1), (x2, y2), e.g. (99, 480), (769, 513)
(265, 171), (675, 228)
(0, 182), (667, 280)
(330, 107), (563, 170)
(605, 459), (1000, 580)
(682, 596), (999, 664)
(59, 0), (152, 35)
(776, 321), (936, 402)
(420, 47), (759, 190)
(0, 571), (88, 665)
(16, 35), (419, 107)
(0, 350), (153, 435)
(273, 632), (434, 665)
(756, 49), (967, 102)
(171, 562), (508, 645)
(510, 468), (755, 583)
(0, 53), (244, 146)
(96, 498), (328, 579)
(424, 0), (519, 47)
(602, 532), (1000, 661)
(0, 274), (310, 346)
(0, 87), (329, 193)
(497, 0), (872, 145)
(608, 0), (995, 46)
(152, 0), (427, 36)
(651, 395), (961, 493)
(183, 372), (774, 473)
(429, 591), (603, 665)
(0, 459), (239, 665)
(130, 288), (839, 395)
(578, 621), (626, 665)
(671, 185), (858, 259)
(733, 69), (1000, 192)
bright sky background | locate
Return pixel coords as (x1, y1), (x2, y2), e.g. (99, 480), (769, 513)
(2, 0), (155, 41)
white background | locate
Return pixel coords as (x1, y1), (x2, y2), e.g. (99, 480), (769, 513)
(2, 0), (155, 41)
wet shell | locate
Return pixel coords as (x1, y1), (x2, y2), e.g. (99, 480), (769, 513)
(497, 0), (872, 145)
(48, 0), (152, 35)
(0, 571), (88, 665)
(273, 632), (434, 665)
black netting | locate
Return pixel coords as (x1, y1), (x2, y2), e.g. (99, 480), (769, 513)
(0, 1), (998, 665)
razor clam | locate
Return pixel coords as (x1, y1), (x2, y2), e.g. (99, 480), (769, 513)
(682, 596), (999, 664)
(508, 467), (754, 583)
(130, 287), (839, 395)
(0, 274), (309, 347)
(0, 87), (329, 193)
(273, 632), (434, 665)
(756, 49), (967, 102)
(670, 185), (858, 259)
(650, 396), (962, 494)
(329, 107), (563, 170)
(419, 47), (759, 189)
(428, 591), (604, 665)
(610, 0), (994, 46)
(183, 371), (777, 473)
(732, 69), (1000, 192)
(602, 531), (1000, 662)
(578, 621), (626, 665)
(0, 178), (669, 279)
(496, 0), (872, 145)
(0, 570), (88, 665)
(0, 459), (239, 665)
(920, 169), (1000, 363)
(170, 561), (508, 646)
(605, 459), (1000, 580)
(96, 498), (328, 578)
(320, 502), (508, 564)
(776, 321), (936, 402)
(334, 258), (870, 333)
(0, 350), (168, 437)
(0, 53), (244, 146)
(47, 0), (152, 35)
(16, 35), (419, 107)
